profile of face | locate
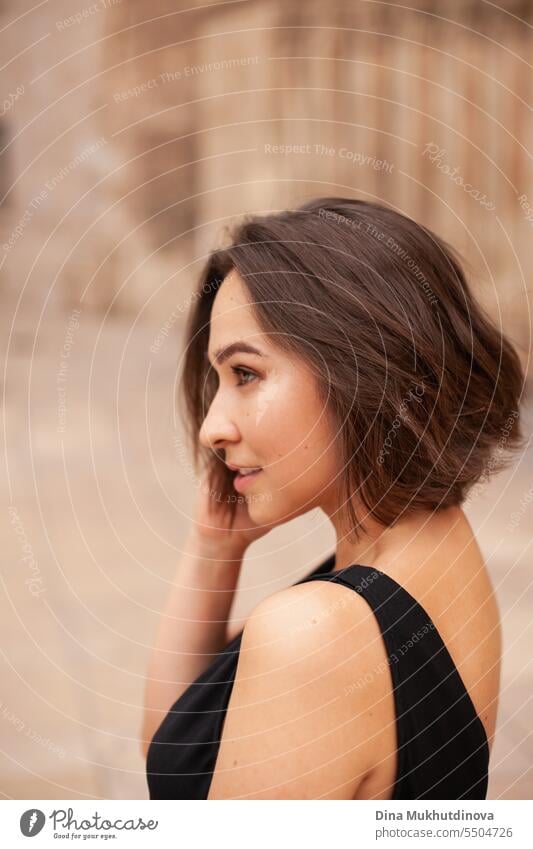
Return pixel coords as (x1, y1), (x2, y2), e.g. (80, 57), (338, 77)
(199, 270), (342, 525)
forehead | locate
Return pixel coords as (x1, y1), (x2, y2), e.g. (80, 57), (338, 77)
(209, 270), (261, 338)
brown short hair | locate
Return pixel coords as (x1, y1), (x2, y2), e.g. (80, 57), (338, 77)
(181, 196), (526, 539)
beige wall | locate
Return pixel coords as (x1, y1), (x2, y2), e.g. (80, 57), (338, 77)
(1, 1), (531, 371)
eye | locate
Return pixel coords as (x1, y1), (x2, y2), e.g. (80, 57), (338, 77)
(231, 365), (257, 386)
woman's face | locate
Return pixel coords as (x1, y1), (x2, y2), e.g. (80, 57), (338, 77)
(198, 270), (341, 525)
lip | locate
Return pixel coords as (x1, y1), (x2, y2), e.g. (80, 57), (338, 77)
(226, 462), (261, 472)
(233, 468), (263, 493)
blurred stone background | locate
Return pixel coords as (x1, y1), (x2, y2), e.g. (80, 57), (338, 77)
(0, 0), (531, 799)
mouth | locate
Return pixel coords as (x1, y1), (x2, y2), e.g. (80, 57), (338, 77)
(232, 467), (263, 493)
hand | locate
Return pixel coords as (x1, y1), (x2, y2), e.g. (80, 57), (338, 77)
(190, 471), (278, 556)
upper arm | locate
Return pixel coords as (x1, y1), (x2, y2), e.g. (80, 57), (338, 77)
(208, 582), (384, 799)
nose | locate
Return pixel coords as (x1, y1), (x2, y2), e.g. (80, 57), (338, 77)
(199, 392), (240, 451)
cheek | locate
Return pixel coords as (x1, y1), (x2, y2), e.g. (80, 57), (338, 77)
(244, 401), (339, 520)
(261, 395), (337, 489)
(252, 378), (283, 426)
(293, 438), (339, 494)
(282, 395), (341, 498)
(240, 373), (290, 453)
(243, 371), (338, 490)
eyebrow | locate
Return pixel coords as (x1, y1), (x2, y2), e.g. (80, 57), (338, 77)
(206, 341), (265, 367)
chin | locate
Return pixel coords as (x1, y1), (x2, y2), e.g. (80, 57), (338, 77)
(247, 489), (303, 527)
(245, 491), (283, 525)
(245, 492), (272, 517)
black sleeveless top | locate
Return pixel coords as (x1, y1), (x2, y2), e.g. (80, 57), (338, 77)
(146, 554), (490, 799)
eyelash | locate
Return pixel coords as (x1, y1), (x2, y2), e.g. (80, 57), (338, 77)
(231, 365), (257, 386)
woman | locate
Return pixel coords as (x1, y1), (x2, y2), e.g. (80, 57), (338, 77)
(143, 196), (525, 799)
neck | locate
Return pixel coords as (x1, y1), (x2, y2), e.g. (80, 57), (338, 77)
(333, 520), (388, 571)
(327, 504), (437, 573)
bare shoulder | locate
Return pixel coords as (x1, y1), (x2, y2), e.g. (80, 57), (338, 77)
(208, 579), (396, 798)
(244, 580), (398, 729)
(242, 578), (381, 654)
(240, 580), (398, 760)
(224, 579), (352, 645)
